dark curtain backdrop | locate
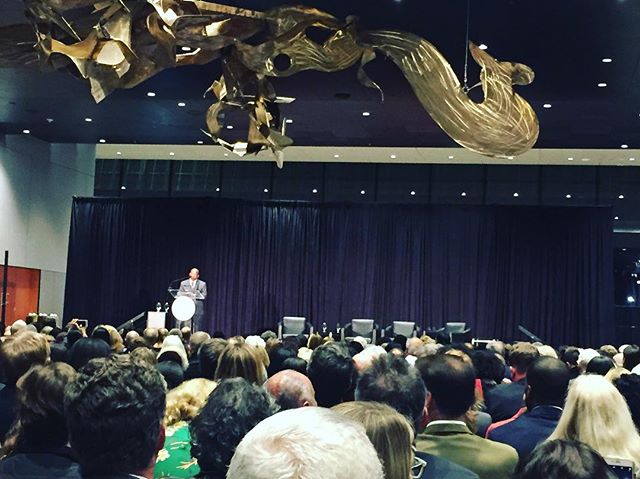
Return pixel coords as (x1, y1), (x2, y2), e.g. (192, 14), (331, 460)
(64, 197), (613, 346)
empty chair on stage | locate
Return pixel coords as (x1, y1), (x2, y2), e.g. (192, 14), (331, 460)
(445, 322), (472, 343)
(384, 321), (419, 340)
(341, 319), (378, 344)
(277, 316), (313, 339)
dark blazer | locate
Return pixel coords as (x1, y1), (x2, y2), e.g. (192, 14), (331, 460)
(414, 451), (479, 479)
(487, 405), (563, 461)
(0, 384), (17, 441)
(484, 380), (526, 422)
(0, 446), (81, 479)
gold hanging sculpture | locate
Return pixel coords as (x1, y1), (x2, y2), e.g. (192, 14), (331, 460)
(1, 0), (539, 166)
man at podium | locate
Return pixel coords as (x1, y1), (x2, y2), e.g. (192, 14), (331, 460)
(179, 268), (207, 332)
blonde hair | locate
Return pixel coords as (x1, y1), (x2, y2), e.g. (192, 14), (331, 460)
(164, 378), (217, 427)
(605, 367), (631, 383)
(333, 401), (413, 479)
(215, 342), (266, 385)
(102, 325), (124, 353)
(549, 374), (640, 472)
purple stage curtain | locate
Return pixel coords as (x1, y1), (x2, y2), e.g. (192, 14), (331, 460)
(64, 198), (613, 346)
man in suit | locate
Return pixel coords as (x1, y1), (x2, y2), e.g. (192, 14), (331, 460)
(484, 342), (540, 422)
(179, 267), (207, 332)
(486, 356), (570, 461)
(356, 355), (479, 479)
(415, 354), (518, 479)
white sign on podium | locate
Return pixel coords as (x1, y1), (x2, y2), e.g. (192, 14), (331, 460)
(147, 311), (166, 329)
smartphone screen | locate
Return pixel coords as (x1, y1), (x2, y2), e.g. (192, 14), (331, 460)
(609, 464), (634, 479)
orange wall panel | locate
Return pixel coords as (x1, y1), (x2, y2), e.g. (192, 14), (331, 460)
(0, 266), (41, 326)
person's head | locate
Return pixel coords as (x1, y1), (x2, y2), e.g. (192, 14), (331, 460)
(585, 355), (615, 376)
(515, 439), (616, 479)
(91, 326), (112, 347)
(486, 340), (506, 357)
(355, 354), (426, 431)
(124, 330), (140, 350)
(64, 355), (166, 477)
(198, 338), (227, 379)
(130, 346), (157, 366)
(0, 331), (50, 384)
(10, 320), (27, 335)
(561, 347), (580, 366)
(536, 344), (558, 359)
(525, 356), (571, 409)
(2, 363), (76, 456)
(168, 328), (183, 339)
(614, 373), (640, 431)
(180, 327), (192, 343)
(227, 407), (384, 479)
(406, 337), (425, 357)
(307, 342), (355, 408)
(307, 332), (322, 350)
(143, 328), (159, 348)
(471, 349), (505, 383)
(157, 335), (189, 369)
(215, 342), (266, 385)
(416, 353), (475, 421)
(599, 344), (618, 359)
(164, 378), (217, 427)
(189, 268), (199, 281)
(189, 331), (210, 356)
(264, 369), (317, 410)
(156, 361), (185, 390)
(267, 344), (297, 377)
(624, 345), (640, 371)
(67, 338), (111, 371)
(281, 357), (307, 375)
(333, 401), (413, 479)
(508, 342), (540, 379)
(549, 374), (640, 469)
(190, 378), (278, 478)
(66, 328), (83, 348)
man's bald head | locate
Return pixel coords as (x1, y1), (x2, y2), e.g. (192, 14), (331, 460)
(265, 370), (317, 410)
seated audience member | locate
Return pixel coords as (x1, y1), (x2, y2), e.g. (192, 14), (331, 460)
(471, 349), (506, 397)
(124, 330), (140, 352)
(585, 355), (615, 376)
(356, 355), (479, 479)
(180, 327), (192, 343)
(549, 374), (640, 472)
(306, 332), (322, 350)
(64, 355), (166, 479)
(90, 326), (112, 348)
(189, 378), (278, 479)
(599, 344), (618, 359)
(156, 361), (185, 390)
(9, 320), (27, 336)
(157, 336), (189, 370)
(605, 366), (630, 383)
(0, 331), (50, 440)
(214, 342), (267, 385)
(168, 328), (183, 339)
(184, 331), (210, 380)
(155, 378), (217, 479)
(352, 345), (386, 373)
(560, 346), (581, 379)
(415, 354), (518, 479)
(514, 439), (616, 479)
(624, 344), (640, 372)
(266, 344), (297, 377)
(281, 356), (307, 374)
(333, 401), (417, 479)
(67, 338), (111, 371)
(264, 369), (317, 410)
(227, 407), (384, 479)
(406, 337), (427, 358)
(131, 346), (158, 366)
(143, 328), (159, 348)
(103, 325), (125, 353)
(65, 328), (83, 349)
(307, 342), (355, 407)
(614, 373), (640, 430)
(487, 357), (570, 460)
(613, 352), (625, 368)
(50, 342), (69, 363)
(536, 344), (558, 358)
(0, 363), (78, 479)
(485, 342), (539, 422)
(198, 338), (227, 379)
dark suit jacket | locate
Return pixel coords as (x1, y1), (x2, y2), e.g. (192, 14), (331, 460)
(414, 451), (479, 479)
(0, 446), (80, 479)
(416, 421), (518, 479)
(487, 405), (563, 461)
(484, 380), (526, 422)
(0, 384), (17, 442)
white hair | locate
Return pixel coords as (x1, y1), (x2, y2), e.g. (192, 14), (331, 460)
(245, 335), (266, 349)
(577, 348), (600, 370)
(227, 407), (384, 479)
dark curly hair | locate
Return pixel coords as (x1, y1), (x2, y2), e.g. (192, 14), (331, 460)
(64, 355), (166, 476)
(614, 373), (640, 430)
(190, 378), (278, 478)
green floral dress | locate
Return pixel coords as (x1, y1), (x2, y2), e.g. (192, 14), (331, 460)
(155, 421), (200, 479)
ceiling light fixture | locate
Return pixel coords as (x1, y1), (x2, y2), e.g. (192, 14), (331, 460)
(619, 194), (625, 199)
(362, 112), (370, 117)
(312, 188), (318, 194)
(84, 117), (92, 122)
(169, 152), (175, 156)
(334, 154), (340, 158)
(602, 58), (613, 63)
(568, 157), (574, 161)
(614, 216), (620, 220)
(448, 155), (454, 159)
(513, 192), (519, 197)
(285, 118), (293, 124)
(630, 158), (636, 161)
(22, 129), (30, 134)
(147, 92), (156, 97)
(543, 103), (552, 108)
(598, 83), (607, 88)
(461, 192), (467, 197)
(226, 125), (233, 129)
(360, 190), (366, 195)
(621, 144), (629, 149)
(478, 44), (488, 50)
(197, 140), (203, 144)
(263, 188), (269, 193)
(46, 118), (53, 123)
(215, 187), (220, 192)
(507, 156), (514, 160)
(99, 139), (106, 143)
(181, 46), (191, 52)
(116, 151), (122, 155)
(177, 102), (186, 107)
(410, 190), (416, 196)
(566, 194), (572, 199)
(120, 186), (126, 190)
(390, 154), (397, 159)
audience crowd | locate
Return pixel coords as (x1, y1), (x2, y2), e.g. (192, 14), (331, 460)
(0, 315), (638, 478)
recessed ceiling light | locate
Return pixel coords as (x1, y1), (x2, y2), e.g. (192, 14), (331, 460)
(285, 119), (293, 124)
(598, 83), (607, 88)
(169, 152), (175, 156)
(390, 154), (397, 159)
(479, 44), (488, 50)
(410, 190), (416, 196)
(334, 154), (340, 158)
(623, 248), (627, 251)
(215, 187), (220, 192)
(120, 186), (126, 190)
(615, 216), (620, 220)
(360, 190), (366, 195)
(461, 192), (467, 197)
(621, 144), (629, 149)
(181, 46), (191, 52)
(619, 194), (625, 199)
(263, 188), (269, 193)
(99, 139), (106, 143)
(177, 102), (186, 107)
(312, 188), (318, 194)
(566, 194), (572, 199)
(543, 103), (552, 108)
(197, 140), (203, 145)
(507, 156), (514, 160)
(630, 158), (636, 161)
(22, 129), (30, 134)
(147, 92), (156, 97)
(84, 117), (92, 122)
(362, 112), (371, 117)
(226, 125), (234, 130)
(448, 155), (454, 159)
(581, 158), (590, 162)
(513, 192), (519, 197)
(46, 118), (53, 123)
(568, 157), (574, 161)
(602, 58), (613, 63)
(116, 151), (122, 155)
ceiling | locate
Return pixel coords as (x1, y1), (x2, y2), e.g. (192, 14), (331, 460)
(1, 0), (640, 151)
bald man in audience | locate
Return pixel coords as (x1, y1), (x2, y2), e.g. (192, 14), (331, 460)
(265, 369), (317, 409)
(184, 331), (211, 380)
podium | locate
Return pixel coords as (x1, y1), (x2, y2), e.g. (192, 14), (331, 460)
(147, 311), (166, 329)
(168, 287), (205, 323)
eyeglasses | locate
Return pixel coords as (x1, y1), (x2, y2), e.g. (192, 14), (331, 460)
(411, 456), (427, 479)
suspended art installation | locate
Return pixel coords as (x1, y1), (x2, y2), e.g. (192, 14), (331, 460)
(0, 0), (539, 166)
